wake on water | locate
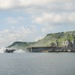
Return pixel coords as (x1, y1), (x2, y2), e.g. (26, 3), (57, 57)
(14, 49), (26, 53)
(0, 48), (26, 53)
(0, 47), (6, 53)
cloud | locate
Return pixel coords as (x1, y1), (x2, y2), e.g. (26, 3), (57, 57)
(6, 17), (18, 24)
(0, 0), (75, 47)
(0, 26), (33, 47)
(0, 0), (75, 12)
(0, 23), (51, 47)
(41, 26), (54, 33)
(6, 16), (25, 24)
(17, 16), (24, 20)
(33, 12), (75, 24)
(32, 12), (75, 34)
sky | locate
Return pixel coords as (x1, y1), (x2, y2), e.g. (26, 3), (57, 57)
(0, 0), (75, 47)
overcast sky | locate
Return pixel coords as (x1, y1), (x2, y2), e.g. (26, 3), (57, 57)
(0, 0), (75, 47)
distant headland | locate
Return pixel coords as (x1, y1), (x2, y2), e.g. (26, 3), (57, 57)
(7, 30), (75, 53)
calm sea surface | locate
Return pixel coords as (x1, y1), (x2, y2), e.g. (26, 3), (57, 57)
(0, 53), (75, 75)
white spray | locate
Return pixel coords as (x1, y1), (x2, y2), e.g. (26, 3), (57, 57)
(0, 47), (6, 53)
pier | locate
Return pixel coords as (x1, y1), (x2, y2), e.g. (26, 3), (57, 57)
(27, 47), (75, 52)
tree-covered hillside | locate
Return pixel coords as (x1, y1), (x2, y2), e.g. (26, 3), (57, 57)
(8, 31), (75, 50)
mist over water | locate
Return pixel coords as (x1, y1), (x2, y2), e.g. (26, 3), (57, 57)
(0, 48), (26, 53)
(0, 48), (6, 53)
(14, 49), (26, 53)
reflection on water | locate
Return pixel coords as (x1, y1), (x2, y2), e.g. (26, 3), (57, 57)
(0, 53), (75, 75)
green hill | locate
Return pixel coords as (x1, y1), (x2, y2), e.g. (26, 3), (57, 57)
(8, 31), (75, 50)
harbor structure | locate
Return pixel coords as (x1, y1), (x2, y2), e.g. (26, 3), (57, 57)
(27, 39), (75, 52)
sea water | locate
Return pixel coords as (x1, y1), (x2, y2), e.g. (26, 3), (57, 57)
(0, 53), (75, 75)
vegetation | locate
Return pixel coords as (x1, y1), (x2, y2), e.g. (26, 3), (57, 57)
(8, 31), (75, 51)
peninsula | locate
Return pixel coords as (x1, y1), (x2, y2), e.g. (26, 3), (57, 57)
(7, 30), (75, 52)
